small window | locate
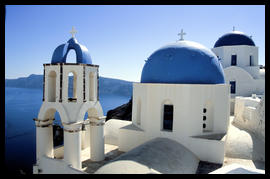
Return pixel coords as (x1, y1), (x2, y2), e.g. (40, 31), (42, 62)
(203, 108), (207, 113)
(231, 55), (237, 66)
(250, 55), (253, 66)
(203, 123), (206, 129)
(163, 105), (173, 131)
(203, 116), (206, 121)
(230, 81), (236, 94)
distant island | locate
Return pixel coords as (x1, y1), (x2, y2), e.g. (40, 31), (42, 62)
(5, 74), (133, 97)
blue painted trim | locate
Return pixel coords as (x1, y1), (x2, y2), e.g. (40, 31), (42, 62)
(51, 37), (92, 64)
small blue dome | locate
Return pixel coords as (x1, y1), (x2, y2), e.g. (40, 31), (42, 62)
(141, 40), (225, 84)
(51, 37), (92, 64)
(214, 31), (255, 48)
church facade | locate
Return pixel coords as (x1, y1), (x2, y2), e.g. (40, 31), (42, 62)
(211, 29), (265, 98)
(117, 39), (230, 165)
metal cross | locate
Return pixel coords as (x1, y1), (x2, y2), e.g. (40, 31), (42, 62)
(178, 29), (186, 41)
(70, 27), (77, 38)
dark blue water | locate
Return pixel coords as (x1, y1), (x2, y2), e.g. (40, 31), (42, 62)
(5, 87), (130, 174)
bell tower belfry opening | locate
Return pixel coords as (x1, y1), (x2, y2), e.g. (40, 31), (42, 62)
(33, 28), (105, 174)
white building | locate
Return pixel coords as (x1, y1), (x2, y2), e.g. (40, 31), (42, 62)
(33, 29), (232, 174)
(33, 30), (106, 174)
(116, 39), (231, 164)
(99, 33), (231, 174)
(211, 29), (265, 99)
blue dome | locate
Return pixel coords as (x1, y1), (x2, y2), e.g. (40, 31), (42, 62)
(214, 31), (255, 48)
(51, 37), (92, 64)
(141, 40), (225, 84)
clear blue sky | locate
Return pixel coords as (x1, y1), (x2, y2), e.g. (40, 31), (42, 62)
(5, 5), (265, 82)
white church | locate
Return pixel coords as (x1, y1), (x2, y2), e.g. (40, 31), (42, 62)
(211, 28), (265, 114)
(33, 28), (264, 174)
(212, 28), (265, 97)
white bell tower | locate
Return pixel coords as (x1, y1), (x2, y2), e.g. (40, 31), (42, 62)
(33, 28), (105, 174)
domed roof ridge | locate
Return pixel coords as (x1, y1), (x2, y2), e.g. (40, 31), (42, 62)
(51, 37), (92, 64)
(67, 37), (79, 44)
(141, 40), (225, 84)
(214, 30), (255, 48)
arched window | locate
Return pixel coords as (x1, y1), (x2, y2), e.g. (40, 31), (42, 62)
(89, 72), (96, 101)
(53, 111), (64, 149)
(163, 103), (174, 131)
(68, 71), (77, 102)
(66, 49), (77, 63)
(231, 54), (237, 66)
(81, 112), (90, 150)
(48, 71), (57, 102)
(41, 108), (64, 159)
(230, 81), (236, 94)
(250, 55), (253, 66)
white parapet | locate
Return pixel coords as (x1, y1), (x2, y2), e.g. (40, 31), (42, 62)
(234, 94), (265, 142)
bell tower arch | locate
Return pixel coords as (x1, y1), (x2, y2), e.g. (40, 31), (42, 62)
(33, 28), (105, 174)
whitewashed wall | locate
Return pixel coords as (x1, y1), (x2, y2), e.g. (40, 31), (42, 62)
(212, 45), (258, 68)
(118, 83), (230, 164)
(224, 66), (265, 97)
(234, 94), (265, 142)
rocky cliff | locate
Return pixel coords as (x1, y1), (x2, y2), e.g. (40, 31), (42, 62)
(106, 98), (132, 121)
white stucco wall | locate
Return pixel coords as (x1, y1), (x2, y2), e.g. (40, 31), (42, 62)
(104, 119), (132, 146)
(212, 45), (264, 99)
(223, 66), (264, 97)
(212, 45), (258, 68)
(242, 66), (261, 79)
(34, 156), (86, 174)
(233, 94), (265, 142)
(118, 83), (230, 164)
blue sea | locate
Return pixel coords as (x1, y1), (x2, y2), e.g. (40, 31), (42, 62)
(5, 87), (130, 174)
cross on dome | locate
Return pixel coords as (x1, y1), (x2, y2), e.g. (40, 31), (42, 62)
(233, 26), (235, 31)
(178, 29), (186, 41)
(70, 27), (77, 38)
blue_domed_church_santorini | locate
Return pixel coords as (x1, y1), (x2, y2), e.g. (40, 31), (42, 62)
(32, 27), (265, 174)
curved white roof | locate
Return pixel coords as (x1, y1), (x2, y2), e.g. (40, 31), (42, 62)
(95, 138), (199, 174)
